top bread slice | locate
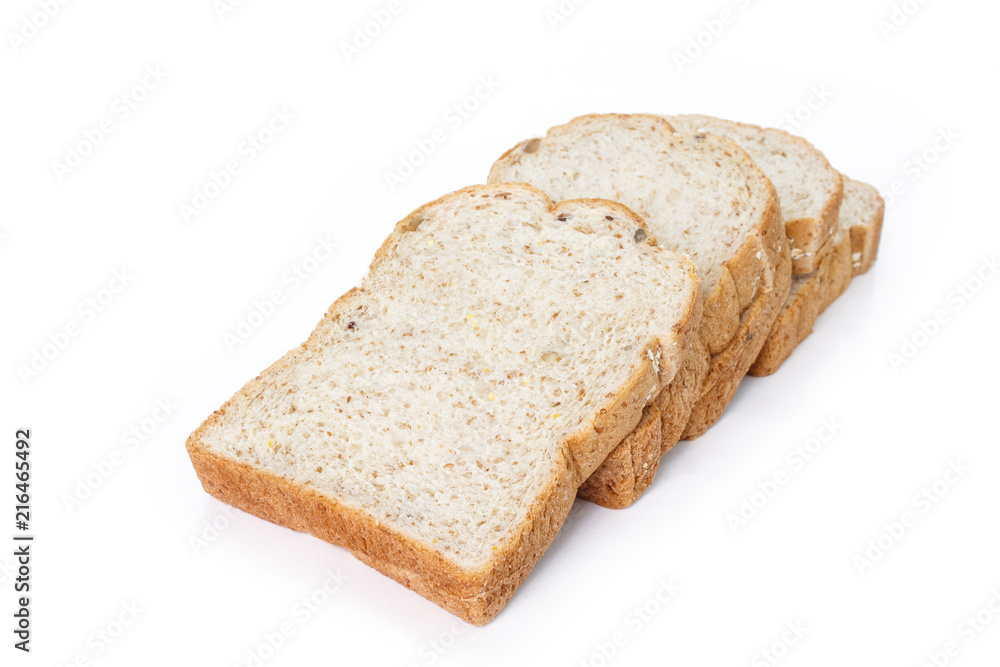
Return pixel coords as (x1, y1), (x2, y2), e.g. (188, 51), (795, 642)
(489, 114), (790, 507)
(186, 183), (701, 625)
(749, 177), (885, 376)
(665, 115), (844, 275)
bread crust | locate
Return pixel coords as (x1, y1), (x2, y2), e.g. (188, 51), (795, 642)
(848, 184), (885, 276)
(682, 193), (792, 438)
(577, 403), (662, 508)
(577, 310), (708, 507)
(185, 184), (702, 624)
(749, 232), (852, 377)
(487, 116), (789, 505)
(748, 178), (884, 376)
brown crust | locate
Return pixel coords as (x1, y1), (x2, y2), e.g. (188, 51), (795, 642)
(750, 177), (885, 376)
(577, 403), (662, 508)
(569, 128), (787, 500)
(577, 313), (708, 508)
(848, 184), (885, 276)
(749, 232), (852, 377)
(187, 434), (578, 625)
(185, 183), (702, 624)
(682, 196), (792, 438)
(488, 115), (788, 505)
(784, 174), (843, 274)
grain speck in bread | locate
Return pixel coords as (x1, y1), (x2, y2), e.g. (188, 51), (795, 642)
(489, 114), (790, 506)
(186, 184), (701, 624)
(665, 114), (844, 275)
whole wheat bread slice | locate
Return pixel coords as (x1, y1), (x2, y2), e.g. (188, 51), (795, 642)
(665, 115), (844, 275)
(489, 114), (790, 508)
(186, 183), (701, 624)
(843, 179), (885, 276)
(749, 178), (884, 376)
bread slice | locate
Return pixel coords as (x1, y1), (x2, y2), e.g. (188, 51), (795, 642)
(749, 178), (884, 376)
(665, 115), (844, 275)
(186, 184), (701, 624)
(489, 114), (790, 507)
(843, 179), (885, 276)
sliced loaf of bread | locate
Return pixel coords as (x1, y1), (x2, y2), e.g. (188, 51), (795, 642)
(749, 178), (884, 376)
(186, 184), (701, 624)
(665, 115), (844, 275)
(489, 114), (790, 507)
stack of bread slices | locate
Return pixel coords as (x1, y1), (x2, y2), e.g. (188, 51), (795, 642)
(187, 114), (884, 625)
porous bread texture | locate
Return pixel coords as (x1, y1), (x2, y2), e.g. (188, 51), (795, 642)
(842, 179), (885, 276)
(665, 114), (844, 275)
(186, 183), (702, 624)
(750, 177), (883, 376)
(489, 113), (789, 506)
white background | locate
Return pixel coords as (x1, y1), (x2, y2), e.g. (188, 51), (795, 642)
(3, 0), (999, 665)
